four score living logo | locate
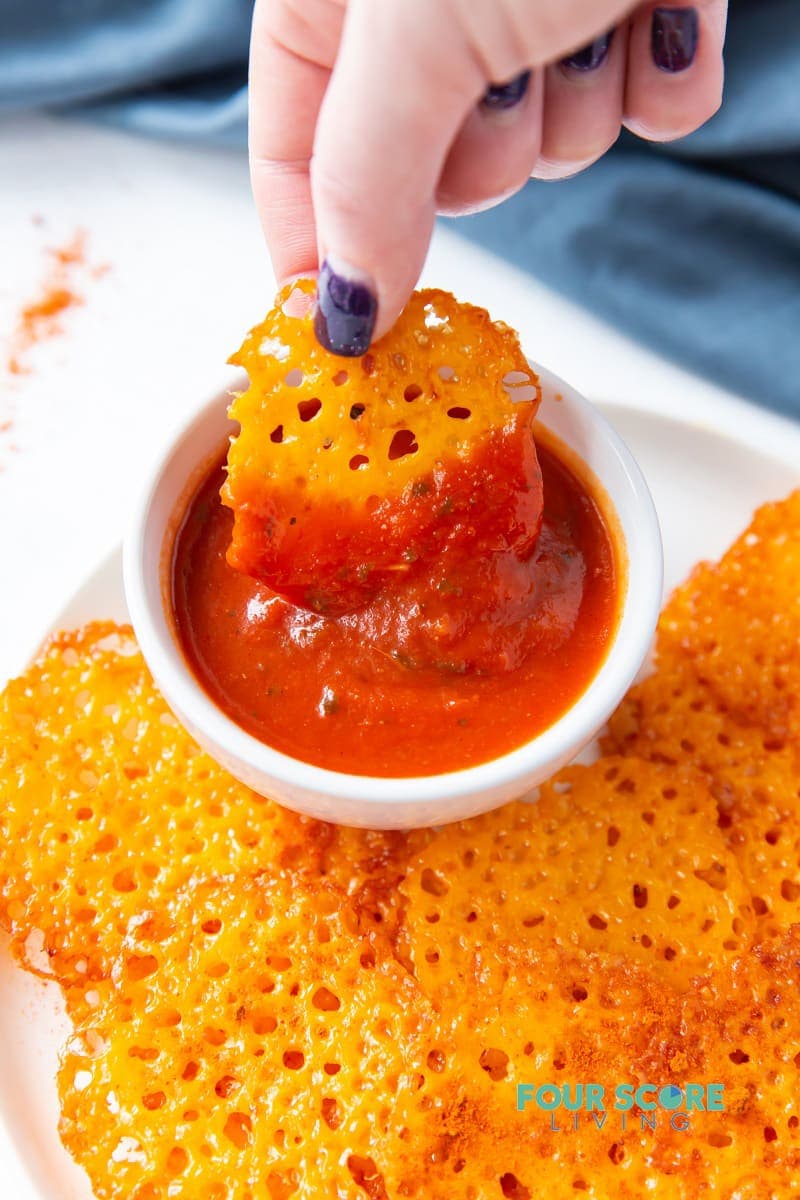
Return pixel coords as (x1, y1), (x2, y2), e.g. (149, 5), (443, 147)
(516, 1082), (725, 1132)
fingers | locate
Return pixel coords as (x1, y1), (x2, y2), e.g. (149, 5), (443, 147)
(248, 0), (344, 285)
(250, 0), (728, 357)
(310, 0), (637, 349)
(436, 71), (545, 217)
(624, 2), (727, 141)
(533, 24), (628, 180)
(311, 0), (486, 349)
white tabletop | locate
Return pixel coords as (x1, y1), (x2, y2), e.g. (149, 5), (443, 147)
(1, 112), (797, 681)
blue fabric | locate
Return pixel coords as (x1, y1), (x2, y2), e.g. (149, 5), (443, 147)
(2, 0), (798, 415)
(461, 0), (800, 418)
(460, 143), (800, 417)
(0, 1), (252, 121)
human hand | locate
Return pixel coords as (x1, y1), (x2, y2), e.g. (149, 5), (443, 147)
(250, 0), (727, 355)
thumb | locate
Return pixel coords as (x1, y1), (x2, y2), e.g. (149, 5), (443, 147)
(310, 0), (484, 354)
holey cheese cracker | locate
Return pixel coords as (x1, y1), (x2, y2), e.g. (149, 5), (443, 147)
(224, 284), (542, 615)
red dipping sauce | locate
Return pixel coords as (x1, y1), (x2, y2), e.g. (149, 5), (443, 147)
(170, 434), (620, 777)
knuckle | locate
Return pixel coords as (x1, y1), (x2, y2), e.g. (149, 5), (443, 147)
(255, 0), (342, 67)
(505, 0), (633, 65)
(310, 158), (366, 224)
(251, 155), (309, 177)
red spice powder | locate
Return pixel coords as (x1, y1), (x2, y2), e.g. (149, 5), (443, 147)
(1, 228), (107, 463)
(6, 230), (96, 377)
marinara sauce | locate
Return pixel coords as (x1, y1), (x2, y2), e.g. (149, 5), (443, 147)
(171, 437), (619, 777)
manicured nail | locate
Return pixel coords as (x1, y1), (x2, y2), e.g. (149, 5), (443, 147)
(652, 7), (699, 72)
(314, 258), (377, 357)
(481, 70), (531, 111)
(561, 30), (614, 72)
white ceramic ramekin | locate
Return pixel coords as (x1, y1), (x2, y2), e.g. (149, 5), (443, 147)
(124, 364), (662, 829)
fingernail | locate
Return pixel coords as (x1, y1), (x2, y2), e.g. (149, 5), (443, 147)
(652, 7), (699, 72)
(561, 30), (614, 72)
(313, 258), (377, 357)
(481, 70), (531, 112)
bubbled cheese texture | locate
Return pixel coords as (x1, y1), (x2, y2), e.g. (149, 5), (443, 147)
(606, 491), (800, 928)
(223, 283), (543, 613)
(0, 623), (386, 985)
(2, 493), (800, 1198)
(227, 282), (539, 504)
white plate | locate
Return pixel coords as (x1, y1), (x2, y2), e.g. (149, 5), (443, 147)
(2, 402), (800, 1198)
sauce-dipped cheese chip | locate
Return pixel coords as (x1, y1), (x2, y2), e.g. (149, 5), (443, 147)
(224, 283), (542, 614)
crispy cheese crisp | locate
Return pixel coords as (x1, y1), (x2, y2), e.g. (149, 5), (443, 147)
(639, 491), (800, 738)
(385, 931), (800, 1200)
(3, 492), (800, 1198)
(383, 759), (799, 1198)
(398, 759), (754, 994)
(60, 875), (436, 1200)
(224, 283), (543, 614)
(0, 623), (384, 986)
(607, 491), (800, 924)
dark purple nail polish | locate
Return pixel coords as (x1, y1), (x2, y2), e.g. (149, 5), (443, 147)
(561, 30), (614, 72)
(481, 70), (531, 111)
(652, 7), (699, 72)
(314, 260), (377, 357)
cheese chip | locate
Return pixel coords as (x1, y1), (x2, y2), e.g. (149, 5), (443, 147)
(385, 931), (800, 1200)
(0, 623), (381, 985)
(224, 284), (543, 613)
(606, 492), (800, 924)
(646, 491), (800, 738)
(4, 491), (800, 1199)
(398, 758), (754, 995)
(60, 874), (435, 1200)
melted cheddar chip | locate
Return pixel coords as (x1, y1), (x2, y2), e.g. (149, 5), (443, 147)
(385, 932), (800, 1200)
(0, 623), (380, 985)
(398, 759), (753, 995)
(383, 758), (799, 1198)
(224, 283), (543, 613)
(644, 491), (800, 738)
(607, 491), (800, 925)
(60, 875), (435, 1200)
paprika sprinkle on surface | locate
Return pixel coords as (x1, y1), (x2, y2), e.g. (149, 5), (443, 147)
(5, 229), (103, 378)
(2, 227), (108, 463)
